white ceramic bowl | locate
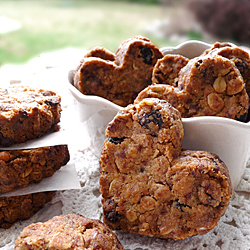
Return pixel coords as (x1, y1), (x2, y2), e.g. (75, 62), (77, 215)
(68, 40), (250, 189)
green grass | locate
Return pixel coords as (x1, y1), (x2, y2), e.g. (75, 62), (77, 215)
(0, 0), (179, 66)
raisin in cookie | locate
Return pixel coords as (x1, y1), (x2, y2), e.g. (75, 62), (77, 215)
(15, 214), (124, 250)
(99, 98), (232, 240)
(136, 55), (249, 121)
(0, 191), (54, 229)
(73, 36), (163, 107)
(0, 145), (70, 194)
(0, 85), (61, 146)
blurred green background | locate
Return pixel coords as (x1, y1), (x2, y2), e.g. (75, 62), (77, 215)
(0, 0), (248, 67)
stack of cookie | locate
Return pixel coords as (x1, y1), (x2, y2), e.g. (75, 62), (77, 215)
(0, 85), (70, 229)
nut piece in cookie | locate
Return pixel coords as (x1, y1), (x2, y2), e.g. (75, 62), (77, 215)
(0, 85), (61, 146)
(0, 145), (70, 194)
(208, 46), (250, 98)
(0, 191), (55, 229)
(14, 214), (125, 250)
(100, 98), (232, 240)
(73, 36), (163, 107)
(152, 54), (189, 87)
(136, 55), (249, 121)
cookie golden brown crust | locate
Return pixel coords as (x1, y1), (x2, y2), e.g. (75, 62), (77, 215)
(0, 145), (70, 194)
(208, 46), (250, 98)
(0, 86), (61, 146)
(14, 214), (125, 250)
(73, 36), (163, 107)
(0, 191), (54, 229)
(99, 98), (232, 240)
(136, 55), (249, 121)
(200, 41), (234, 56)
(152, 54), (189, 87)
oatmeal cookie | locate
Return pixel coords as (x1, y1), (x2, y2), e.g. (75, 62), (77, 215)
(73, 36), (163, 107)
(0, 145), (70, 194)
(99, 99), (232, 240)
(0, 191), (54, 229)
(136, 55), (249, 121)
(0, 85), (61, 146)
(15, 214), (125, 250)
(208, 46), (250, 97)
(152, 54), (189, 87)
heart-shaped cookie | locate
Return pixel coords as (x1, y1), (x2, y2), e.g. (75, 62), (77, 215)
(99, 98), (232, 240)
(73, 36), (163, 107)
(136, 54), (249, 121)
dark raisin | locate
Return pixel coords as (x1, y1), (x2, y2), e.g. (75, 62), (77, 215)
(19, 110), (28, 118)
(108, 137), (126, 145)
(0, 133), (14, 147)
(138, 110), (163, 130)
(235, 59), (249, 74)
(45, 99), (58, 107)
(195, 59), (203, 68)
(104, 200), (121, 223)
(176, 200), (191, 212)
(140, 47), (153, 64)
(235, 112), (248, 122)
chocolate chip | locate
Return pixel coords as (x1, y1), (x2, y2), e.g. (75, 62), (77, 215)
(109, 137), (126, 145)
(138, 110), (163, 130)
(140, 47), (153, 64)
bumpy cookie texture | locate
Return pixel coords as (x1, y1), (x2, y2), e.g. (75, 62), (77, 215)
(99, 98), (233, 240)
(200, 41), (234, 56)
(136, 55), (249, 121)
(208, 46), (250, 98)
(73, 36), (163, 107)
(152, 54), (189, 87)
(0, 145), (70, 194)
(14, 214), (125, 250)
(0, 85), (61, 146)
(0, 191), (54, 229)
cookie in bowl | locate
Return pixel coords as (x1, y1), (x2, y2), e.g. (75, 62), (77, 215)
(73, 36), (163, 107)
(207, 46), (250, 98)
(138, 54), (249, 121)
(15, 214), (125, 250)
(152, 54), (189, 87)
(99, 98), (232, 240)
